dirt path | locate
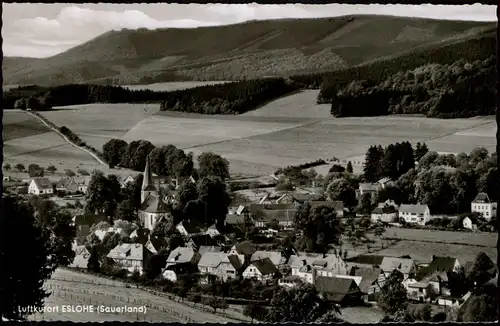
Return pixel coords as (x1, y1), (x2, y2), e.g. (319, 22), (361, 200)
(25, 111), (107, 165)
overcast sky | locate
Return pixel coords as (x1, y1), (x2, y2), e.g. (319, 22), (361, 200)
(3, 3), (496, 58)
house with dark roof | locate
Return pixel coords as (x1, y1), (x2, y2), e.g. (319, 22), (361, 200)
(250, 250), (289, 270)
(399, 204), (431, 225)
(56, 176), (91, 194)
(346, 254), (385, 267)
(371, 206), (398, 223)
(242, 257), (279, 281)
(229, 242), (257, 257)
(309, 200), (345, 218)
(176, 220), (205, 238)
(249, 203), (297, 228)
(380, 257), (416, 280)
(162, 247), (201, 281)
(315, 276), (363, 306)
(471, 192), (497, 221)
(341, 266), (386, 302)
(197, 252), (244, 282)
(28, 178), (53, 195)
(224, 213), (250, 226)
(289, 253), (348, 284)
(416, 256), (460, 281)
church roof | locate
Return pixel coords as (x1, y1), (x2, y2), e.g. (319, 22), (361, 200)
(140, 194), (171, 213)
(142, 157), (156, 191)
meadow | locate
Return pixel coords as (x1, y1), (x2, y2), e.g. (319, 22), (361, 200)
(3, 111), (52, 141)
(383, 227), (497, 247)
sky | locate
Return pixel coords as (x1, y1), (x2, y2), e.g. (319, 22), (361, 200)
(3, 3), (497, 58)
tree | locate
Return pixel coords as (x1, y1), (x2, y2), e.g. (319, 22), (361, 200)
(102, 139), (129, 168)
(15, 163), (25, 172)
(378, 270), (408, 315)
(85, 171), (122, 217)
(28, 164), (44, 177)
(243, 304), (268, 323)
(345, 161), (353, 173)
(175, 179), (198, 211)
(316, 309), (344, 323)
(115, 200), (137, 222)
(202, 296), (226, 314)
(357, 193), (373, 215)
(188, 293), (202, 307)
(65, 169), (76, 177)
(414, 142), (429, 162)
(87, 246), (100, 273)
(196, 176), (231, 226)
(144, 254), (167, 280)
(4, 163), (11, 171)
(457, 283), (497, 322)
(294, 203), (343, 253)
(47, 165), (57, 175)
(364, 145), (384, 182)
(380, 144), (399, 180)
(447, 267), (470, 297)
(197, 152), (230, 180)
(326, 177), (357, 208)
(468, 252), (495, 287)
(1, 196), (53, 320)
(266, 283), (330, 323)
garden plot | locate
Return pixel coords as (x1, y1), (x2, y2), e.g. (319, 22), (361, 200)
(4, 111), (52, 141)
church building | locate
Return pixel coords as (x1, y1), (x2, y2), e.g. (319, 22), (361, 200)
(138, 157), (172, 231)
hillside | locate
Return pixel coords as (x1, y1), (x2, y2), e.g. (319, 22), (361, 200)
(3, 15), (496, 86)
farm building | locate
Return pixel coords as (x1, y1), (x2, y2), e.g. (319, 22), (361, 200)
(242, 257), (279, 281)
(399, 204), (431, 225)
(176, 220), (205, 237)
(471, 192), (497, 221)
(371, 206), (398, 223)
(197, 252), (244, 282)
(380, 257), (416, 280)
(250, 250), (289, 270)
(138, 158), (172, 231)
(346, 266), (386, 302)
(119, 175), (135, 188)
(377, 199), (399, 210)
(94, 227), (126, 241)
(278, 275), (304, 287)
(162, 247), (201, 281)
(56, 176), (91, 194)
(249, 203), (297, 228)
(289, 253), (348, 283)
(416, 256), (461, 280)
(357, 183), (380, 199)
(69, 245), (91, 269)
(462, 216), (479, 230)
(28, 178), (53, 195)
(315, 276), (363, 306)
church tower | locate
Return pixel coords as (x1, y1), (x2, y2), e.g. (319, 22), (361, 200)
(141, 156), (157, 203)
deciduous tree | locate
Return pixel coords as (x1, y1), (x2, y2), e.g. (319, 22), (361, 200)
(378, 270), (408, 315)
(197, 152), (230, 180)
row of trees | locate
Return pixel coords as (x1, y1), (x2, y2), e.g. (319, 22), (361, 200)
(329, 56), (496, 118)
(314, 35), (495, 103)
(364, 141), (417, 182)
(159, 78), (300, 114)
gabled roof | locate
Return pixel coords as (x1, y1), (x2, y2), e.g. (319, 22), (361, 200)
(249, 257), (278, 275)
(251, 251), (287, 266)
(31, 178), (52, 190)
(73, 214), (107, 226)
(198, 246), (222, 256)
(140, 194), (170, 213)
(473, 192), (491, 203)
(346, 254), (385, 266)
(315, 276), (359, 302)
(372, 206), (397, 214)
(198, 252), (226, 268)
(380, 257), (414, 275)
(166, 247), (197, 265)
(463, 216), (480, 225)
(225, 214), (246, 225)
(227, 254), (244, 270)
(74, 245), (90, 256)
(289, 253), (345, 272)
(349, 267), (383, 294)
(399, 204), (428, 214)
(107, 243), (145, 261)
(177, 220), (204, 234)
(417, 256), (458, 280)
(359, 183), (379, 192)
(232, 242), (257, 256)
(378, 177), (391, 185)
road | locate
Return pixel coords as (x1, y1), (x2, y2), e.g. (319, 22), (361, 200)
(25, 111), (107, 165)
(29, 268), (248, 322)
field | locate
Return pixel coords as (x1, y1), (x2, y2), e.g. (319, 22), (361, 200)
(383, 227), (497, 247)
(3, 111), (52, 141)
(123, 81), (230, 92)
(29, 268), (241, 322)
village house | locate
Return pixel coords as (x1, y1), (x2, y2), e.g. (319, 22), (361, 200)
(242, 257), (279, 282)
(380, 256), (416, 280)
(260, 228), (279, 238)
(197, 252), (244, 282)
(176, 220), (205, 238)
(28, 178), (54, 195)
(224, 213), (249, 227)
(357, 183), (380, 200)
(119, 175), (135, 188)
(278, 275), (304, 287)
(138, 158), (172, 231)
(377, 199), (399, 210)
(462, 216), (480, 230)
(205, 224), (221, 238)
(471, 192), (497, 221)
(72, 214), (107, 244)
(371, 206), (398, 223)
(377, 177), (392, 189)
(416, 256), (460, 280)
(289, 253), (348, 284)
(162, 247), (201, 281)
(69, 245), (91, 269)
(198, 245), (222, 256)
(250, 250), (289, 270)
(94, 227), (126, 241)
(314, 276), (363, 306)
(249, 203), (297, 228)
(336, 266), (386, 302)
(107, 243), (151, 274)
(399, 204), (431, 225)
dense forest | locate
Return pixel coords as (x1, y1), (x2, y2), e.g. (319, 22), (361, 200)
(159, 78), (300, 114)
(329, 56), (496, 118)
(311, 35), (496, 103)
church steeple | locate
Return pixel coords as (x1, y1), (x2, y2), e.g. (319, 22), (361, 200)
(141, 156), (156, 203)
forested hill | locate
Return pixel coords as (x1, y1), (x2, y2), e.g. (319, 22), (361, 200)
(3, 15), (495, 86)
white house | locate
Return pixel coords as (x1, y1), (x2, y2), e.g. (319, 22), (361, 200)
(462, 216), (479, 230)
(197, 252), (244, 282)
(471, 192), (497, 221)
(107, 243), (150, 274)
(357, 183), (380, 199)
(371, 206), (398, 223)
(28, 178), (53, 195)
(242, 258), (278, 281)
(399, 204), (431, 225)
(289, 253), (348, 284)
(94, 227), (125, 241)
(119, 175), (135, 188)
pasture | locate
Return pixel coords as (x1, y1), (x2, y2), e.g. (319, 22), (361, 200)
(123, 81), (231, 92)
(4, 111), (52, 141)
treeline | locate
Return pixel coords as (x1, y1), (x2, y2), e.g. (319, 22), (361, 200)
(310, 35), (495, 103)
(159, 78), (300, 114)
(3, 84), (170, 111)
(329, 56), (496, 118)
(365, 141), (499, 215)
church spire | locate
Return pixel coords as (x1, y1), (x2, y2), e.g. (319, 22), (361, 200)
(142, 156), (155, 191)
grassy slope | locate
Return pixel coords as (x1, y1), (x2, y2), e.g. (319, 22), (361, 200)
(3, 15), (495, 85)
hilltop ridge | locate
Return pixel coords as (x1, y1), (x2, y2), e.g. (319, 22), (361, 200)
(3, 15), (495, 86)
